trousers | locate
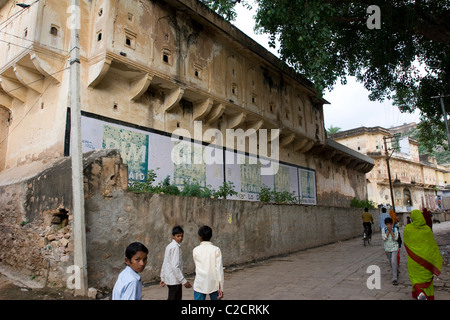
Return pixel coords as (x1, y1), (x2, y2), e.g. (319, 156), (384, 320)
(385, 251), (398, 282)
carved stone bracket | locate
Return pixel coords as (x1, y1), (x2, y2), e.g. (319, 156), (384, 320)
(193, 98), (213, 121)
(280, 133), (296, 148)
(245, 118), (264, 131)
(0, 72), (27, 103)
(226, 112), (246, 129)
(163, 86), (184, 113)
(205, 102), (225, 124)
(130, 73), (153, 102)
(88, 55), (113, 88)
(14, 64), (45, 94)
(0, 88), (13, 111)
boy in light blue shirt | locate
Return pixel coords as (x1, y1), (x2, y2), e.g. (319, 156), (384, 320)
(112, 242), (148, 300)
(381, 217), (399, 286)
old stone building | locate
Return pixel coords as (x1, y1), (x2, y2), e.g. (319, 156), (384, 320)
(330, 125), (450, 219)
(0, 0), (373, 205)
(0, 0), (377, 290)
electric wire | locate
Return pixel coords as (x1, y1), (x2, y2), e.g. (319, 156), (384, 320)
(0, 0), (40, 32)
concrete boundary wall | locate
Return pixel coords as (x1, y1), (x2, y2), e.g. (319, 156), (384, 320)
(86, 191), (380, 289)
(0, 150), (380, 290)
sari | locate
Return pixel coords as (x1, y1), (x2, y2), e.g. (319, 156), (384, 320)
(403, 209), (443, 300)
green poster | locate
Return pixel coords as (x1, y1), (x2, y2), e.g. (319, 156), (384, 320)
(102, 124), (149, 181)
(172, 141), (206, 187)
(300, 169), (316, 204)
(240, 162), (261, 194)
(274, 165), (290, 192)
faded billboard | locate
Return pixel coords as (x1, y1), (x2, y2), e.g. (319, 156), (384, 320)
(78, 112), (316, 204)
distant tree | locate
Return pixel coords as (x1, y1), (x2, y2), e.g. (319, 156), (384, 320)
(326, 125), (341, 136)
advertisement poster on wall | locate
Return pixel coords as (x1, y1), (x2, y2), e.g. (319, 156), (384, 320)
(78, 112), (316, 205)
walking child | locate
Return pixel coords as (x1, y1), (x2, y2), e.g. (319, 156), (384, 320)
(160, 226), (192, 300)
(382, 217), (399, 285)
(193, 225), (224, 300)
(112, 242), (148, 300)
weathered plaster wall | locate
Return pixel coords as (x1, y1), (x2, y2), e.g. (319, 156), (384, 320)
(0, 150), (378, 290)
(86, 190), (380, 289)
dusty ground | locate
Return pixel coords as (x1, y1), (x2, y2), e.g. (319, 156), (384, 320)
(0, 277), (91, 300)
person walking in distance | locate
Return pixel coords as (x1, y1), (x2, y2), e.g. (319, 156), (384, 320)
(382, 217), (399, 286)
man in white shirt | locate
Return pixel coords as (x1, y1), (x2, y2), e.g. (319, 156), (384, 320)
(160, 226), (191, 300)
(193, 225), (224, 300)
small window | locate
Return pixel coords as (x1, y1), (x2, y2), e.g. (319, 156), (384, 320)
(124, 29), (136, 49)
(97, 32), (102, 41)
(231, 84), (237, 96)
(162, 48), (172, 65)
(23, 28), (27, 38)
(194, 70), (199, 78)
(128, 13), (133, 21)
(50, 25), (58, 36)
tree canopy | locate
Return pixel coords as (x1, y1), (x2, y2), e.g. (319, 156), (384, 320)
(201, 0), (450, 153)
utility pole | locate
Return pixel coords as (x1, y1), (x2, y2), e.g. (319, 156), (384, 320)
(383, 135), (396, 213)
(69, 0), (87, 296)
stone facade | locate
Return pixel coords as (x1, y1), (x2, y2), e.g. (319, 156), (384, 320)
(0, 0), (377, 291)
(331, 125), (450, 217)
(0, 0), (373, 207)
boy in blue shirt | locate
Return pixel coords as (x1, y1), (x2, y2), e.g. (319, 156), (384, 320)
(112, 242), (148, 300)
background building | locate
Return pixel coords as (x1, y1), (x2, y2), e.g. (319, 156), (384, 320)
(331, 124), (450, 221)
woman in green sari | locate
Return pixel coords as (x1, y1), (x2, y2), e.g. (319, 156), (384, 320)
(403, 209), (443, 300)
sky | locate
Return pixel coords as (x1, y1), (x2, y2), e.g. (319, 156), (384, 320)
(232, 3), (423, 132)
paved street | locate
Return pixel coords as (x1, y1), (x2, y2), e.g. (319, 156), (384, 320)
(0, 222), (448, 300)
(143, 221), (450, 300)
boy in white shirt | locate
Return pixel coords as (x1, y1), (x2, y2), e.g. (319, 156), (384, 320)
(160, 226), (191, 300)
(193, 225), (224, 300)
